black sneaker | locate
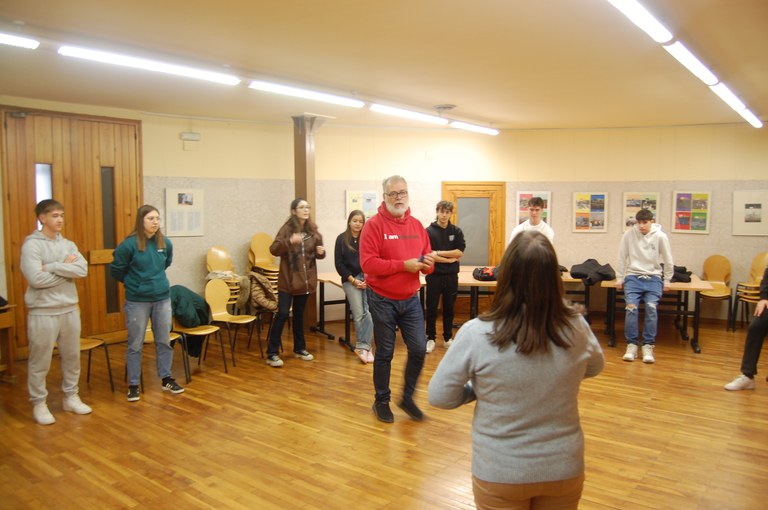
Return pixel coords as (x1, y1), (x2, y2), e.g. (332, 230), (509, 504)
(398, 397), (424, 421)
(161, 378), (184, 394)
(127, 385), (140, 402)
(372, 401), (394, 423)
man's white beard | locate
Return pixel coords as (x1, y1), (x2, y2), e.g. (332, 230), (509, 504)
(386, 201), (407, 217)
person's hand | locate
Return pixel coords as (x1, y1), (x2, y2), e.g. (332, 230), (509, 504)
(663, 283), (671, 292)
(290, 233), (302, 245)
(420, 252), (435, 269)
(316, 245), (325, 256)
(354, 279), (367, 290)
(616, 281), (624, 290)
(754, 299), (768, 317)
(64, 254), (78, 263)
(404, 258), (422, 273)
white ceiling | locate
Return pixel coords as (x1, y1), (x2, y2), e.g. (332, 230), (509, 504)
(0, 0), (766, 130)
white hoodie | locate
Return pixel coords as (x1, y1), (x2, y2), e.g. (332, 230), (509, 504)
(616, 223), (673, 285)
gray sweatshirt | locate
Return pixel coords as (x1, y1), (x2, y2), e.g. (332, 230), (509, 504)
(616, 223), (674, 285)
(20, 230), (87, 315)
(428, 314), (604, 484)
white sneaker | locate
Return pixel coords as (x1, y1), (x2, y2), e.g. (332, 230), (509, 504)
(445, 339), (453, 348)
(622, 344), (638, 361)
(641, 344), (655, 364)
(294, 350), (314, 361)
(266, 355), (284, 367)
(33, 402), (55, 425)
(62, 394), (92, 415)
(724, 374), (756, 391)
(426, 340), (436, 353)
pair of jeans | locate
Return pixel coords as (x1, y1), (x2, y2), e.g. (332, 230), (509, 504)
(124, 299), (174, 386)
(739, 310), (768, 377)
(425, 272), (458, 341)
(267, 291), (308, 356)
(623, 275), (663, 345)
(27, 310), (82, 404)
(342, 274), (373, 351)
(367, 288), (426, 404)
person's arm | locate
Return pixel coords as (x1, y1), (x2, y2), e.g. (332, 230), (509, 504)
(165, 238), (173, 269)
(659, 234), (674, 290)
(754, 268), (768, 317)
(20, 242), (70, 289)
(269, 224), (293, 257)
(314, 232), (326, 259)
(580, 317), (605, 378)
(109, 241), (131, 283)
(334, 235), (352, 280)
(45, 241), (88, 279)
(615, 234), (628, 289)
(428, 325), (475, 409)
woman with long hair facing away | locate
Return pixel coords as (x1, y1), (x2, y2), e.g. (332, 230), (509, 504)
(428, 231), (604, 510)
(335, 209), (374, 363)
(111, 205), (184, 402)
(265, 198), (325, 367)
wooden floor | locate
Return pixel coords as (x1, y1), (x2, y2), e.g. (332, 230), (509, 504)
(1, 314), (767, 509)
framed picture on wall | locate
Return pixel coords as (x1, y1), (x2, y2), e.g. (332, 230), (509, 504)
(346, 190), (379, 219)
(672, 191), (710, 234)
(572, 192), (607, 233)
(733, 190), (768, 236)
(622, 191), (659, 231)
(515, 191), (551, 225)
(165, 188), (204, 236)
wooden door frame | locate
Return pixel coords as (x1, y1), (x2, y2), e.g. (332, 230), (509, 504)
(441, 181), (506, 266)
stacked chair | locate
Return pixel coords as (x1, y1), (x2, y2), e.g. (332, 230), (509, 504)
(700, 255), (735, 331)
(733, 251), (768, 328)
(206, 246), (242, 313)
(248, 233), (279, 296)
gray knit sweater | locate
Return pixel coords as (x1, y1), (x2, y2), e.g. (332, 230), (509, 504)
(428, 314), (604, 484)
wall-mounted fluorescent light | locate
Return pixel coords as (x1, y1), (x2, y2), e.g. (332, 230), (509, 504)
(248, 80), (364, 108)
(710, 83), (745, 112)
(369, 104), (449, 125)
(604, 0), (673, 43)
(449, 121), (499, 136)
(58, 45), (240, 85)
(663, 42), (718, 86)
(737, 109), (763, 129)
(0, 32), (40, 49)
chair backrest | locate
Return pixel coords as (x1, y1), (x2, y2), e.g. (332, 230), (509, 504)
(702, 255), (731, 285)
(749, 251), (768, 282)
(207, 246), (235, 272)
(205, 278), (231, 317)
(249, 233), (277, 268)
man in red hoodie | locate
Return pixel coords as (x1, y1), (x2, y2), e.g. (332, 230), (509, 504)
(360, 175), (435, 423)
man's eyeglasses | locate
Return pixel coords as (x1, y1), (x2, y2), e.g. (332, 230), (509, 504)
(385, 190), (408, 199)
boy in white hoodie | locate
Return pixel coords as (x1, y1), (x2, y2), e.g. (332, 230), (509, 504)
(20, 199), (91, 425)
(616, 208), (674, 363)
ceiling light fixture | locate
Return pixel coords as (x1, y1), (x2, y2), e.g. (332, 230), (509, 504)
(449, 121), (499, 136)
(0, 32), (40, 49)
(248, 80), (364, 108)
(604, 0), (672, 43)
(369, 104), (449, 125)
(662, 42), (718, 86)
(58, 45), (241, 85)
(710, 83), (745, 112)
(736, 108), (763, 129)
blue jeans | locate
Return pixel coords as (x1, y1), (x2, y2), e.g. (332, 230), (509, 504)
(125, 299), (174, 386)
(623, 275), (663, 345)
(267, 291), (308, 356)
(367, 288), (426, 404)
(342, 274), (373, 351)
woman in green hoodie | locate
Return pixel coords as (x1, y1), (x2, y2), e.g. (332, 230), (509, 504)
(111, 204), (184, 402)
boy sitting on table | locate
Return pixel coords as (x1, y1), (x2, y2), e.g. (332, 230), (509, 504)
(616, 208), (674, 364)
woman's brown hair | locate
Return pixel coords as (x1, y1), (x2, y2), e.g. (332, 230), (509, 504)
(343, 209), (365, 252)
(131, 204), (166, 252)
(479, 230), (579, 354)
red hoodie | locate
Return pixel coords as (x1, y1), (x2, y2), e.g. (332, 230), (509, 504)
(360, 202), (433, 300)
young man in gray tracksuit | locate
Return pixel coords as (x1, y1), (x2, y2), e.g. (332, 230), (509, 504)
(20, 199), (91, 425)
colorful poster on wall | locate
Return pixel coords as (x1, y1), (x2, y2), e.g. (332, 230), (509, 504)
(515, 191), (551, 225)
(672, 191), (710, 234)
(622, 191), (659, 231)
(346, 190), (379, 219)
(572, 192), (607, 233)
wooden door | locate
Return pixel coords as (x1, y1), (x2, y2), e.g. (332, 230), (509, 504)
(1, 108), (141, 357)
(441, 182), (506, 266)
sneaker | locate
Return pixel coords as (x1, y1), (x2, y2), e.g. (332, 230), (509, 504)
(355, 349), (369, 364)
(445, 339), (453, 348)
(366, 350), (375, 363)
(397, 397), (424, 421)
(623, 344), (638, 362)
(294, 350), (314, 361)
(33, 402), (55, 425)
(62, 394), (92, 415)
(641, 344), (655, 364)
(426, 340), (436, 353)
(372, 401), (394, 423)
(266, 355), (284, 367)
(127, 385), (140, 402)
(724, 374), (756, 391)
(161, 377), (185, 394)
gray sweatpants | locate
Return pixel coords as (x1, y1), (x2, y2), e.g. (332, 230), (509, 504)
(27, 310), (82, 405)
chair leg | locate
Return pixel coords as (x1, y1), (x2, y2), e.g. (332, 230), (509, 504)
(103, 343), (114, 393)
(86, 350), (93, 383)
(177, 334), (192, 384)
(217, 329), (229, 373)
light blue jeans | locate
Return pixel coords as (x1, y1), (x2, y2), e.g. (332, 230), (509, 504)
(342, 273), (373, 351)
(125, 299), (174, 386)
(623, 275), (663, 346)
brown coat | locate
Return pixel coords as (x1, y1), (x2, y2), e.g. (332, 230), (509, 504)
(269, 222), (325, 295)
